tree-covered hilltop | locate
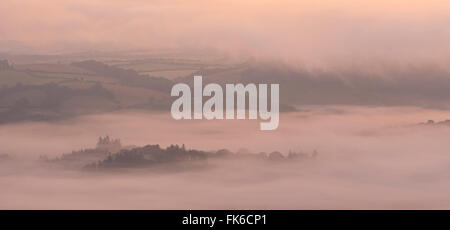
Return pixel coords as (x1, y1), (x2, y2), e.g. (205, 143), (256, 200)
(85, 143), (318, 170)
(42, 136), (318, 170)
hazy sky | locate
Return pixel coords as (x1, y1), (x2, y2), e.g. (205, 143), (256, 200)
(1, 0), (450, 64)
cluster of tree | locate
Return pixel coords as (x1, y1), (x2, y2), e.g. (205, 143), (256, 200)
(85, 144), (318, 170)
(96, 135), (122, 152)
(87, 144), (208, 169)
(420, 119), (450, 126)
(213, 148), (317, 161)
(40, 136), (318, 170)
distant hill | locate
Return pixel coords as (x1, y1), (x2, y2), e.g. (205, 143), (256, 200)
(72, 60), (173, 92)
(0, 60), (176, 123)
(3, 56), (449, 124)
(179, 61), (450, 108)
(0, 83), (118, 123)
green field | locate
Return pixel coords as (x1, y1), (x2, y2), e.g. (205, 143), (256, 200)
(0, 70), (60, 86)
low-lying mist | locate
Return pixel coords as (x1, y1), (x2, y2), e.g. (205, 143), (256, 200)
(1, 106), (450, 209)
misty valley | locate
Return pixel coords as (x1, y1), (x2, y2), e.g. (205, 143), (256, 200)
(3, 2), (450, 224)
(2, 51), (450, 209)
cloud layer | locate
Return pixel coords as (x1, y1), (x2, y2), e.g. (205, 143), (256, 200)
(2, 0), (450, 65)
